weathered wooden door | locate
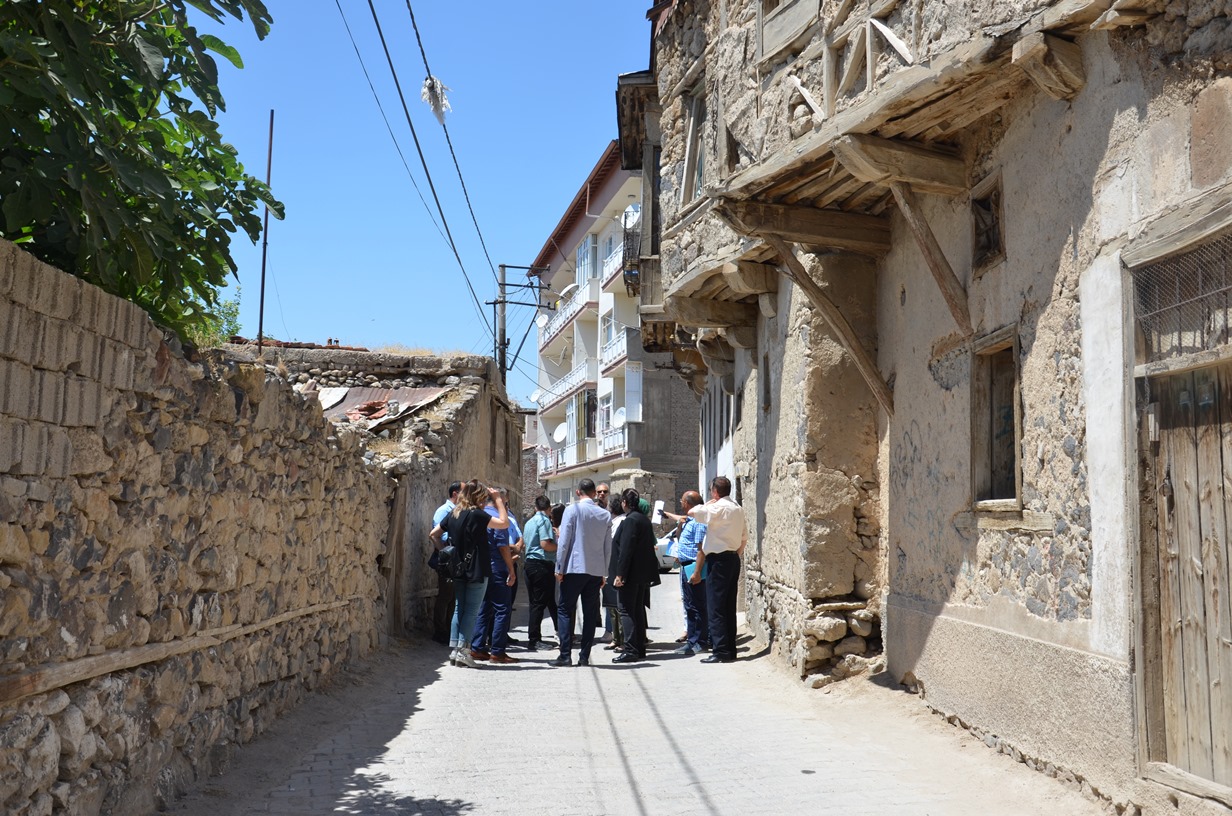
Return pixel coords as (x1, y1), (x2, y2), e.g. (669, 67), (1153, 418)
(1154, 364), (1232, 786)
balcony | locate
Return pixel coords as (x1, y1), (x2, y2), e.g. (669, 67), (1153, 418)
(602, 244), (623, 285)
(538, 447), (565, 476)
(601, 327), (630, 372)
(538, 357), (598, 411)
(540, 278), (599, 349)
(599, 426), (628, 457)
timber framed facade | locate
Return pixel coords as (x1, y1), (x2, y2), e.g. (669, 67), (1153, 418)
(640, 0), (1232, 812)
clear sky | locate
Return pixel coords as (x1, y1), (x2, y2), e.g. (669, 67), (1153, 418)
(203, 1), (652, 406)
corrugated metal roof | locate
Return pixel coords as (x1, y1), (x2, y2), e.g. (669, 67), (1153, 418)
(319, 386), (449, 423)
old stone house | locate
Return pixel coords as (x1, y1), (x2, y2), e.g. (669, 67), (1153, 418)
(639, 0), (1232, 812)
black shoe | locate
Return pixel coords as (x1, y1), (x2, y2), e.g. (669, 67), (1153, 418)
(701, 654), (735, 664)
(548, 655), (573, 667)
(577, 655), (591, 666)
(612, 652), (641, 664)
(673, 645), (697, 656)
(525, 642), (542, 652)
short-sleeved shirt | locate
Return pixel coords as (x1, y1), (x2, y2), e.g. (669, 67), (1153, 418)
(485, 505), (511, 577)
(676, 517), (707, 562)
(433, 500), (455, 541)
(523, 512), (555, 563)
(689, 497), (746, 555)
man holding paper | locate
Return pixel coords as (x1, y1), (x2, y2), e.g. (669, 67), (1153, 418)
(686, 476), (746, 664)
(664, 490), (709, 657)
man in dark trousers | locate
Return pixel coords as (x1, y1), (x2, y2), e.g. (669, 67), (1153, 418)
(521, 495), (558, 650)
(430, 481), (461, 644)
(688, 476), (747, 664)
(611, 488), (661, 664)
(550, 478), (612, 667)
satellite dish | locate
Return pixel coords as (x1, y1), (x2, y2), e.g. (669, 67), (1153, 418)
(552, 423), (568, 444)
(612, 407), (626, 428)
(536, 313), (549, 329)
(621, 202), (641, 229)
(529, 388), (543, 403)
(558, 282), (579, 300)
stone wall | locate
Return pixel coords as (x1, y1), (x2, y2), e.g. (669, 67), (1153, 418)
(238, 346), (525, 636)
(0, 241), (395, 814)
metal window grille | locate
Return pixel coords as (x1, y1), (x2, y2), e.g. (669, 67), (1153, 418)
(1134, 232), (1232, 364)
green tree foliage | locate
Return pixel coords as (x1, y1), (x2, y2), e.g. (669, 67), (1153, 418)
(186, 285), (241, 349)
(0, 0), (283, 337)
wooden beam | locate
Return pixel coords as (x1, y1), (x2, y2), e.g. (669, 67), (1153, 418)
(762, 235), (894, 417)
(1122, 177), (1232, 268)
(889, 182), (973, 336)
(720, 261), (779, 295)
(831, 134), (967, 196)
(724, 326), (758, 349)
(1012, 32), (1085, 101)
(664, 295), (758, 328)
(717, 200), (891, 256)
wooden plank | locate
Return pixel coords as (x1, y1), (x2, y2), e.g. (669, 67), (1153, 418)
(831, 133), (967, 196)
(839, 181), (889, 212)
(1158, 374), (1190, 770)
(663, 295), (758, 328)
(1123, 178), (1232, 268)
(1145, 762), (1232, 809)
(814, 176), (868, 210)
(838, 23), (868, 98)
(1169, 370), (1216, 779)
(1012, 32), (1085, 101)
(870, 17), (914, 64)
(763, 235), (894, 416)
(717, 200), (891, 255)
(889, 182), (973, 334)
(1215, 365), (1232, 785)
(789, 74), (826, 125)
(1195, 366), (1231, 786)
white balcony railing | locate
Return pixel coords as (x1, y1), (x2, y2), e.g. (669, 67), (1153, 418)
(599, 426), (628, 457)
(538, 358), (598, 410)
(539, 447), (565, 476)
(540, 278), (599, 349)
(602, 246), (623, 283)
(601, 328), (629, 370)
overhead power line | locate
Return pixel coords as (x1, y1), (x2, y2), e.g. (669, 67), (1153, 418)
(332, 0), (448, 248)
(363, 0), (492, 337)
(403, 0), (499, 285)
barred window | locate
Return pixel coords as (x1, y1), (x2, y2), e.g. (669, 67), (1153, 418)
(1134, 233), (1232, 364)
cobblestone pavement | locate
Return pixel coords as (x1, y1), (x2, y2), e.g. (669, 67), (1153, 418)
(170, 577), (1105, 816)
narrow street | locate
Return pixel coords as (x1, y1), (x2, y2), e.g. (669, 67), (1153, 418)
(166, 577), (1103, 816)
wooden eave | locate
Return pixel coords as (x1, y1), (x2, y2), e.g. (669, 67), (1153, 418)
(531, 141), (623, 272)
(617, 71), (658, 171)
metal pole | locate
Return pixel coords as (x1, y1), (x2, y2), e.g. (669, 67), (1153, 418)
(257, 109), (274, 355)
(497, 264), (508, 385)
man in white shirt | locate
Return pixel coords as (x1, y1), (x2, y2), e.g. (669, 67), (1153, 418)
(688, 476), (747, 663)
(550, 478), (612, 667)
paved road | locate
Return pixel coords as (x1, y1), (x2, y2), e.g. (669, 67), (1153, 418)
(171, 575), (1104, 816)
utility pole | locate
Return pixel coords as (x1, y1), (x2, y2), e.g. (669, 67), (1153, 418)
(257, 109), (274, 356)
(496, 264), (507, 385)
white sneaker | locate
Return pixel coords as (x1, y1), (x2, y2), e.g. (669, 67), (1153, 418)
(455, 648), (479, 668)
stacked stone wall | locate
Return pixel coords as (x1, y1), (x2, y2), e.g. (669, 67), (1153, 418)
(0, 241), (395, 814)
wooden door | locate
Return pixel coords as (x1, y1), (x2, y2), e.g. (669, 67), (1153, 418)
(1154, 364), (1232, 785)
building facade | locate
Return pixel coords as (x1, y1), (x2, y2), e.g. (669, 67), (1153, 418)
(642, 0), (1232, 813)
(533, 141), (699, 506)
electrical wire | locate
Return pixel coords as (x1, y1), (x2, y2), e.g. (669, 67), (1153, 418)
(364, 0), (492, 337)
(333, 0), (448, 249)
(403, 0), (500, 285)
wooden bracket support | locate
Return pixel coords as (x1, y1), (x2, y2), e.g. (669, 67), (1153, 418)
(831, 134), (967, 196)
(889, 181), (973, 336)
(664, 295), (759, 328)
(716, 200), (891, 256)
(762, 235), (894, 417)
(1012, 32), (1085, 101)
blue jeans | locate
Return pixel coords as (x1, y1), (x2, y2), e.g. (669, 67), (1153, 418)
(471, 574), (513, 655)
(450, 578), (488, 649)
(557, 573), (603, 661)
(680, 562), (709, 649)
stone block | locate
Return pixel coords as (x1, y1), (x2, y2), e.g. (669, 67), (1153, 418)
(61, 376), (103, 428)
(1, 301), (41, 367)
(115, 300), (150, 349)
(34, 319), (65, 372)
(1193, 77), (1232, 189)
(34, 370), (65, 425)
(2, 359), (35, 420)
(0, 242), (14, 297)
(45, 427), (72, 479)
(0, 522), (30, 565)
(16, 422), (49, 476)
(0, 416), (22, 473)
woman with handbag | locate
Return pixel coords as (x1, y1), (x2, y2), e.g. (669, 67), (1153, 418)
(430, 480), (510, 668)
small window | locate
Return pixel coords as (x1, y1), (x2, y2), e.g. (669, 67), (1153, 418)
(600, 312), (615, 347)
(972, 176), (1005, 273)
(682, 90), (707, 203)
(971, 327), (1020, 509)
(758, 0), (817, 62)
(597, 393), (613, 432)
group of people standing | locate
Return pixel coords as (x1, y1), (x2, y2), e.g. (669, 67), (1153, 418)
(428, 474), (747, 668)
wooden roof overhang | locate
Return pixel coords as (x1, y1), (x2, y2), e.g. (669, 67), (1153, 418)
(661, 0), (1119, 413)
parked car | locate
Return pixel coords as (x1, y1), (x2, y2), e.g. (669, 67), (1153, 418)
(654, 536), (677, 572)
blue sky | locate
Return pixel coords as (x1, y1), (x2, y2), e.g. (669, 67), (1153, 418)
(204, 1), (651, 405)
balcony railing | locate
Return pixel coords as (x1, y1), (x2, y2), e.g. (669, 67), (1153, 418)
(538, 447), (566, 476)
(538, 358), (598, 411)
(540, 278), (599, 349)
(602, 245), (623, 284)
(601, 327), (630, 371)
(599, 426), (628, 457)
